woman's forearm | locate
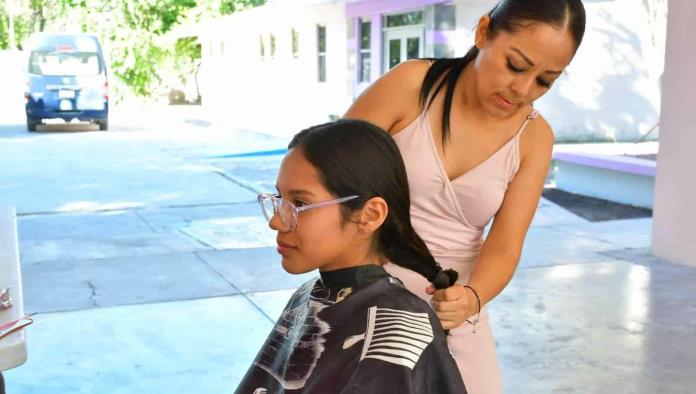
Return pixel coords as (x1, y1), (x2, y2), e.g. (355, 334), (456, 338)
(466, 245), (521, 307)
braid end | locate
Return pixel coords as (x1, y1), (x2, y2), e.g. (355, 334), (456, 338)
(432, 268), (459, 290)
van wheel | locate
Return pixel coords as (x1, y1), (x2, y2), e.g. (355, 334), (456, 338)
(98, 119), (108, 131)
(27, 118), (38, 132)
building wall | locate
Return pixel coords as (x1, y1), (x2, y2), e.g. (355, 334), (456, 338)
(452, 0), (491, 55)
(651, 0), (696, 267)
(0, 50), (25, 124)
(197, 2), (352, 137)
(438, 0), (666, 142)
(535, 0), (665, 142)
(192, 0), (666, 141)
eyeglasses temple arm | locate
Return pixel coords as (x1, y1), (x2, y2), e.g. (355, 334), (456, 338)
(296, 195), (360, 213)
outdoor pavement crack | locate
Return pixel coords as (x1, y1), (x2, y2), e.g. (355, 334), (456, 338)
(211, 168), (260, 194)
(192, 252), (275, 323)
(178, 228), (215, 249)
(86, 280), (98, 307)
(135, 210), (157, 233)
(16, 201), (257, 217)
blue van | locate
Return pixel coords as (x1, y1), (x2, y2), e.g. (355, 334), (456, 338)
(24, 33), (109, 131)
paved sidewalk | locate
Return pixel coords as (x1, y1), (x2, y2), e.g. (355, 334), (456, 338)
(3, 193), (695, 393)
(0, 119), (693, 394)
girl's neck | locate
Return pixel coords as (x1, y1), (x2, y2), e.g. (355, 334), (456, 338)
(318, 250), (382, 273)
(319, 264), (388, 290)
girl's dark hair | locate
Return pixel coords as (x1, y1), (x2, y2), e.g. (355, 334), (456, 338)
(420, 0), (586, 145)
(288, 119), (457, 290)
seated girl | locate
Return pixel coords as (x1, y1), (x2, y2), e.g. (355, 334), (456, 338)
(235, 120), (467, 393)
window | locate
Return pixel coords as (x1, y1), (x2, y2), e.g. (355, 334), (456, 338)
(259, 35), (265, 59)
(292, 29), (299, 58)
(317, 25), (326, 82)
(219, 41), (225, 57)
(407, 37), (419, 59)
(434, 4), (456, 31)
(29, 51), (102, 76)
(270, 34), (276, 58)
(388, 39), (401, 69)
(359, 20), (371, 83)
(386, 11), (424, 27)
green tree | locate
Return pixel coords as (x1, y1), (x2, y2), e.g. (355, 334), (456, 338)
(1, 0), (265, 98)
(120, 0), (196, 35)
(220, 0), (265, 15)
(0, 0), (67, 49)
(107, 0), (197, 97)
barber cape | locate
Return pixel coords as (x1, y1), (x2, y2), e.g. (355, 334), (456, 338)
(235, 264), (467, 394)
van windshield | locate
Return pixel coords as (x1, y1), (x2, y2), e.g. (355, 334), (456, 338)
(28, 51), (102, 76)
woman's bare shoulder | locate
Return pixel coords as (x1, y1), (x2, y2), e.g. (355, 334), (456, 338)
(520, 112), (554, 159)
(344, 59), (431, 133)
(530, 113), (553, 136)
(388, 59), (432, 87)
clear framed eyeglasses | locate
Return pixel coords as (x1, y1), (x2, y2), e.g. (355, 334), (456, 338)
(258, 192), (359, 231)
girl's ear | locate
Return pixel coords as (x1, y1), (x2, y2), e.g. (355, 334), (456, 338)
(475, 15), (491, 48)
(355, 197), (388, 234)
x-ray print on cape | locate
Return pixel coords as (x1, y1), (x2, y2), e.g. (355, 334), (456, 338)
(235, 265), (467, 394)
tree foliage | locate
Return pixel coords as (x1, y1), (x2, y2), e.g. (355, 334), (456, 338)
(0, 0), (264, 99)
(120, 0), (196, 35)
(106, 0), (198, 97)
(220, 0), (264, 15)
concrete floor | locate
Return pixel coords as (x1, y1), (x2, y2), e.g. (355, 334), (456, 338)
(0, 106), (694, 392)
(4, 199), (695, 393)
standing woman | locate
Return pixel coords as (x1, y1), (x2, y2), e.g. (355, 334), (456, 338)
(345, 1), (586, 393)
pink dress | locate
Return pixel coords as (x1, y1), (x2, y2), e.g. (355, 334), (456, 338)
(385, 109), (539, 394)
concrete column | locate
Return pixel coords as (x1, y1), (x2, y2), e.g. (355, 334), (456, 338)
(651, 1), (696, 266)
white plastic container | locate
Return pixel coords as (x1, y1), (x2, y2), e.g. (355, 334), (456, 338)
(0, 206), (28, 371)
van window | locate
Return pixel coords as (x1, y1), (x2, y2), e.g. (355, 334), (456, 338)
(28, 51), (102, 76)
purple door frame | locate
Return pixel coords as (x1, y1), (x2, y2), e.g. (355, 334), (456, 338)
(348, 0), (450, 84)
(346, 0), (449, 18)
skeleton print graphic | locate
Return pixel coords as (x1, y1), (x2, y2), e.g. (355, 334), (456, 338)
(254, 281), (333, 390)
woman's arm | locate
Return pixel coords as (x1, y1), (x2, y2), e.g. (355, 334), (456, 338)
(344, 60), (429, 134)
(430, 117), (554, 329)
(469, 117), (554, 302)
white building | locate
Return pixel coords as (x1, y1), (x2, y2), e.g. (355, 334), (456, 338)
(189, 0), (665, 141)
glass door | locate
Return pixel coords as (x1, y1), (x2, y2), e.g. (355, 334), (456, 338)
(384, 28), (423, 72)
(382, 10), (425, 73)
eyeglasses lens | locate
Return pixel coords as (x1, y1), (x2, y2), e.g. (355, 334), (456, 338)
(260, 195), (296, 230)
(260, 195), (275, 222)
(277, 199), (296, 230)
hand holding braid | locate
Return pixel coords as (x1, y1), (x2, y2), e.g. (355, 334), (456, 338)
(431, 267), (459, 290)
(427, 279), (481, 331)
